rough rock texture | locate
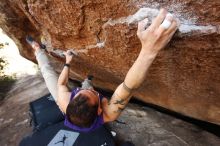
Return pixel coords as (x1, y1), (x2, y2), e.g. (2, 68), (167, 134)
(0, 0), (220, 125)
(0, 75), (49, 146)
(109, 104), (220, 146)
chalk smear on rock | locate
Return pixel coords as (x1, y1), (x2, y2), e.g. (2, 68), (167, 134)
(105, 7), (219, 36)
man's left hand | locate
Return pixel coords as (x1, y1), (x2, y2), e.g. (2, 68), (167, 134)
(64, 50), (74, 64)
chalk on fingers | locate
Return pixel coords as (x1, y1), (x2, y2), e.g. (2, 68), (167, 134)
(160, 13), (173, 29)
(166, 13), (173, 18)
(161, 19), (172, 29)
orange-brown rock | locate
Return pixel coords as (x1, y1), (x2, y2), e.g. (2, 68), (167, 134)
(0, 0), (220, 125)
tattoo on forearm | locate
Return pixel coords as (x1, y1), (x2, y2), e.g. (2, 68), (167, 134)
(114, 98), (126, 105)
(114, 107), (125, 113)
(123, 82), (132, 93)
(108, 92), (120, 105)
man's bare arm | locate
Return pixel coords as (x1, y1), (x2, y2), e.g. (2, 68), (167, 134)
(57, 51), (73, 113)
(102, 9), (178, 122)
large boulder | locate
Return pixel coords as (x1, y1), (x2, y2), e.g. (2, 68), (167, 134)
(0, 0), (219, 125)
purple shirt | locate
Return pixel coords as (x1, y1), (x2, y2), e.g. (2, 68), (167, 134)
(64, 88), (104, 132)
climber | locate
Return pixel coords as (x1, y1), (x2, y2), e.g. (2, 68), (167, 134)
(26, 8), (178, 133)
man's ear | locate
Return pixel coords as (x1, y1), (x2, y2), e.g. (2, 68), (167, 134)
(97, 101), (103, 115)
(97, 106), (102, 115)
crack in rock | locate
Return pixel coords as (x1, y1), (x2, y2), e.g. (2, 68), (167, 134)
(46, 7), (219, 58)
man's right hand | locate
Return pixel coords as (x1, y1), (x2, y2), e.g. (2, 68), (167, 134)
(137, 9), (178, 55)
(102, 9), (178, 123)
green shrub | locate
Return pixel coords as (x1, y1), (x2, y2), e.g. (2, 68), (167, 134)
(0, 56), (16, 100)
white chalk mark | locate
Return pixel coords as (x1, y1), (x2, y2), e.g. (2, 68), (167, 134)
(15, 119), (28, 126)
(104, 8), (219, 35)
(179, 24), (217, 34)
(86, 41), (105, 49)
(50, 41), (105, 57)
(104, 8), (158, 26)
(128, 8), (159, 24)
(51, 49), (66, 57)
(2, 118), (13, 124)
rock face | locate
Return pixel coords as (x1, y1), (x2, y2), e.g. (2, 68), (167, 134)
(0, 0), (220, 125)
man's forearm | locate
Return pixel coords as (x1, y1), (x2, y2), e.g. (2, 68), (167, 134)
(103, 9), (178, 122)
(103, 49), (158, 122)
(57, 66), (70, 85)
(124, 49), (158, 89)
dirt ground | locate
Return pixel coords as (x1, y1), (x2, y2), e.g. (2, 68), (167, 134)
(0, 74), (49, 146)
(0, 74), (220, 146)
